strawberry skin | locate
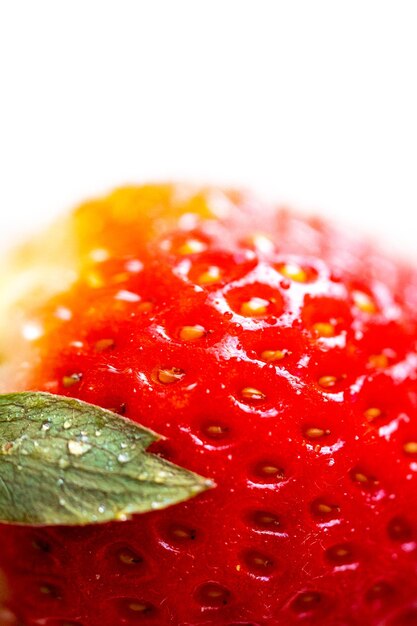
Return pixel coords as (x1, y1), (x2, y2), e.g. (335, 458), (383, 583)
(1, 184), (417, 625)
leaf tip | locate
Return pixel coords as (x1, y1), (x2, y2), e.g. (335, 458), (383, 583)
(191, 476), (216, 496)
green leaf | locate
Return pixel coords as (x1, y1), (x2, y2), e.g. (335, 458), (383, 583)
(0, 392), (213, 526)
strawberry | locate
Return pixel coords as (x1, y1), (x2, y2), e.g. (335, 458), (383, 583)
(1, 184), (417, 626)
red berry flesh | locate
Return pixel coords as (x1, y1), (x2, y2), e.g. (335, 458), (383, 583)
(0, 185), (417, 625)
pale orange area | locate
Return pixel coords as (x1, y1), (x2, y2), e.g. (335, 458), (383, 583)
(0, 184), (237, 392)
(73, 184), (224, 261)
(0, 215), (78, 392)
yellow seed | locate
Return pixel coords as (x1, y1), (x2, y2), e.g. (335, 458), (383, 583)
(119, 553), (132, 565)
(304, 427), (329, 439)
(240, 297), (270, 316)
(364, 407), (382, 421)
(261, 349), (286, 362)
(112, 272), (131, 284)
(352, 290), (377, 313)
(298, 592), (319, 605)
(257, 513), (279, 525)
(62, 373), (82, 388)
(119, 550), (140, 565)
(403, 441), (417, 455)
(205, 424), (227, 437)
(327, 545), (352, 563)
(157, 368), (185, 384)
(260, 465), (280, 475)
(85, 271), (104, 289)
(95, 338), (115, 352)
(171, 526), (193, 539)
(368, 354), (389, 369)
(278, 263), (307, 283)
(318, 375), (338, 389)
(368, 582), (387, 596)
(178, 239), (207, 255)
(206, 588), (224, 598)
(353, 471), (371, 484)
(137, 301), (153, 313)
(316, 502), (333, 514)
(241, 387), (266, 401)
(252, 555), (270, 567)
(197, 266), (222, 285)
(179, 325), (206, 341)
(313, 322), (335, 338)
(128, 602), (148, 612)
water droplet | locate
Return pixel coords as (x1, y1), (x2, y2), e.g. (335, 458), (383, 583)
(89, 247), (110, 262)
(115, 290), (141, 302)
(62, 373), (82, 388)
(98, 505), (106, 514)
(21, 321), (43, 341)
(63, 420), (72, 430)
(125, 259), (143, 273)
(41, 422), (51, 432)
(117, 453), (130, 463)
(55, 306), (72, 321)
(68, 440), (92, 457)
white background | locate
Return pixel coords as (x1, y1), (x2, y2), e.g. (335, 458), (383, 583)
(0, 1), (416, 257)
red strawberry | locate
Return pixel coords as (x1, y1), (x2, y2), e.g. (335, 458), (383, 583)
(1, 184), (417, 625)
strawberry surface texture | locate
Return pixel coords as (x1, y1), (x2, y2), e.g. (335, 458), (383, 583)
(1, 184), (417, 626)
